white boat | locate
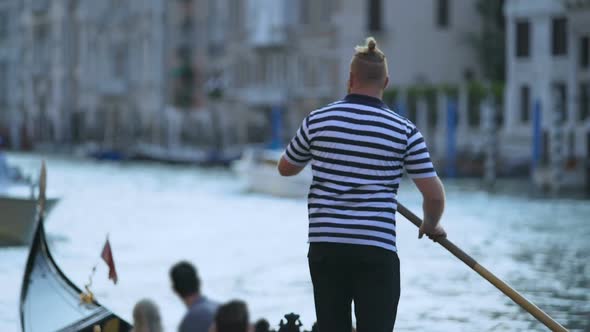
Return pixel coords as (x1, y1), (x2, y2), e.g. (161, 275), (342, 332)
(0, 155), (58, 246)
(233, 149), (312, 198)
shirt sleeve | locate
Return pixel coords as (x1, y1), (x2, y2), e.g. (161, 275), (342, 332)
(403, 125), (437, 179)
(283, 117), (312, 167)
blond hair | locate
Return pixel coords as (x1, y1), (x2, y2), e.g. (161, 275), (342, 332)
(132, 299), (163, 332)
(350, 37), (388, 85)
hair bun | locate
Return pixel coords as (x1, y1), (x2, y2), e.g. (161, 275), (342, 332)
(367, 37), (377, 52)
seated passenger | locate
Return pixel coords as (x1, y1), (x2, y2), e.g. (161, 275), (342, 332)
(132, 298), (163, 332)
(170, 261), (219, 332)
(210, 300), (250, 332)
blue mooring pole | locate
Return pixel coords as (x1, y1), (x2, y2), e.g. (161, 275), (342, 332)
(531, 100), (542, 174)
(395, 101), (407, 118)
(446, 99), (457, 178)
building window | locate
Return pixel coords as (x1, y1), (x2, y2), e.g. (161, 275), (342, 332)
(516, 20), (530, 58)
(581, 36), (589, 69)
(520, 85), (530, 122)
(567, 131), (575, 158)
(553, 82), (567, 122)
(552, 17), (567, 56)
(436, 0), (450, 28)
(0, 63), (6, 105)
(320, 0), (333, 21)
(580, 82), (589, 121)
(0, 11), (7, 42)
(114, 46), (128, 79)
(229, 0), (237, 33)
(368, 0), (382, 32)
(300, 0), (310, 25)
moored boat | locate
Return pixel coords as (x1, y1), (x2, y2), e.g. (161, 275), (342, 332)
(0, 195), (57, 245)
(20, 164), (132, 332)
(233, 149), (311, 198)
(0, 154), (59, 245)
(132, 142), (242, 167)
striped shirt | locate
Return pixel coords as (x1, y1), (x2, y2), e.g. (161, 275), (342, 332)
(283, 94), (437, 253)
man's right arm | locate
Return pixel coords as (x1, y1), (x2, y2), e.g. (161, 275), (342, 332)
(413, 176), (446, 240)
(403, 124), (446, 240)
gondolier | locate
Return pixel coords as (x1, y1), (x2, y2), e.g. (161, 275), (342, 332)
(278, 37), (446, 331)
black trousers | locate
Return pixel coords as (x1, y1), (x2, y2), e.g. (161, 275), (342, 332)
(308, 243), (401, 332)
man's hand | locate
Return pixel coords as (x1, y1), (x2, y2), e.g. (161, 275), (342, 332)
(418, 222), (447, 242)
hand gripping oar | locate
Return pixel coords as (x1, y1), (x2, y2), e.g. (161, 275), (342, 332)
(397, 203), (568, 332)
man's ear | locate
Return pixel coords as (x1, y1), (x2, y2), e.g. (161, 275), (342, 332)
(383, 76), (389, 90)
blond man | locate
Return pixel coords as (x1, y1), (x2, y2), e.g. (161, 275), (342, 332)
(278, 37), (446, 331)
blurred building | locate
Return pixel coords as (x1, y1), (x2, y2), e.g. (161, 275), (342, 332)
(166, 0), (209, 110)
(75, 0), (167, 148)
(19, 0), (78, 146)
(9, 0), (168, 149)
(223, 0), (482, 145)
(338, 0), (482, 87)
(0, 0), (23, 148)
(163, 0), (233, 148)
(0, 0), (221, 150)
(334, 0), (483, 159)
(505, 0), (590, 188)
(1, 0), (487, 152)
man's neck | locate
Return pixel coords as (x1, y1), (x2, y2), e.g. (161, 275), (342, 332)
(183, 293), (200, 308)
(348, 88), (383, 100)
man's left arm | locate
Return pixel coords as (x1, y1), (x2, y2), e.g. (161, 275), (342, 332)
(278, 117), (312, 176)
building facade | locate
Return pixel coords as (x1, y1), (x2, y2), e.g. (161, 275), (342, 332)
(334, 0), (483, 159)
(0, 0), (24, 148)
(222, 0), (483, 150)
(75, 0), (167, 148)
(2, 0), (495, 159)
(0, 0), (219, 150)
(504, 0), (590, 186)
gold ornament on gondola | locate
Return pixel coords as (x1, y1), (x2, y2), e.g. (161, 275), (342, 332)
(80, 266), (97, 305)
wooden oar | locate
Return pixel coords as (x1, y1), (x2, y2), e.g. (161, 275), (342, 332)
(397, 203), (568, 332)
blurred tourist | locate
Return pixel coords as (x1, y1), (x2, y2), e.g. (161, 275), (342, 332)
(253, 319), (270, 332)
(132, 299), (163, 332)
(209, 300), (250, 332)
(170, 261), (219, 332)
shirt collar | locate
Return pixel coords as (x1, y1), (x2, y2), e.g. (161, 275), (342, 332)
(344, 94), (386, 108)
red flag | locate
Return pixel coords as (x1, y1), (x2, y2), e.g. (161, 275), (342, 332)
(101, 238), (118, 284)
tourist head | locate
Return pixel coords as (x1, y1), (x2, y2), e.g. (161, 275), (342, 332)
(212, 300), (250, 332)
(253, 319), (270, 332)
(132, 299), (163, 332)
(170, 261), (201, 299)
(348, 37), (389, 94)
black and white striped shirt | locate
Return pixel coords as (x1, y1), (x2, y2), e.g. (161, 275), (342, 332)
(284, 94), (437, 253)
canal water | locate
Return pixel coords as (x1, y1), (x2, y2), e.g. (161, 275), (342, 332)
(1, 153), (588, 331)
